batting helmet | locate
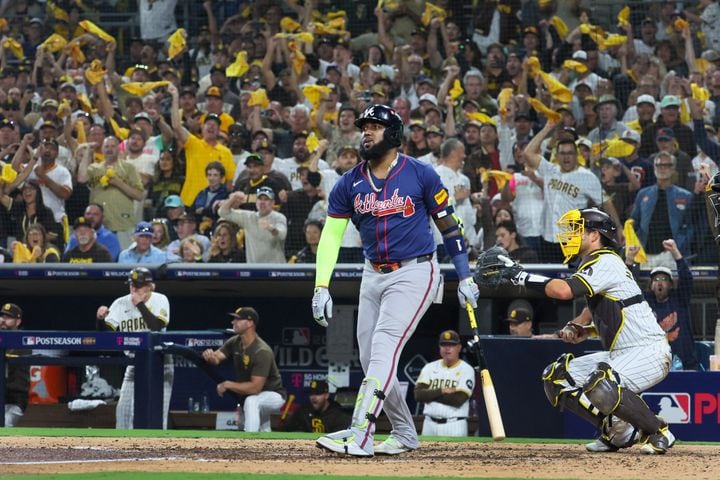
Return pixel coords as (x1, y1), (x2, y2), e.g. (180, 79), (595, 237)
(355, 104), (404, 148)
(127, 267), (153, 286)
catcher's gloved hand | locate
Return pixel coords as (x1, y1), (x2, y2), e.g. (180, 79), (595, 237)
(457, 277), (479, 308)
(473, 246), (525, 288)
(311, 287), (332, 327)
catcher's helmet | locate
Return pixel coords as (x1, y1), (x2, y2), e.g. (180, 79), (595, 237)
(556, 208), (617, 263)
(355, 104), (404, 148)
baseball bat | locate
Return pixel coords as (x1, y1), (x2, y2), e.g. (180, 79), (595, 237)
(465, 303), (506, 441)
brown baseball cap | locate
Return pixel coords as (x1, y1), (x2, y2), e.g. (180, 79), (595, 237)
(0, 303), (22, 319)
(229, 307), (259, 323)
(438, 330), (461, 345)
(505, 299), (533, 324)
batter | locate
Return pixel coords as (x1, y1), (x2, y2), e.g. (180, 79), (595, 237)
(311, 104), (479, 457)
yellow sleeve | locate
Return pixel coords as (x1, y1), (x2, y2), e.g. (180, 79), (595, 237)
(315, 216), (349, 288)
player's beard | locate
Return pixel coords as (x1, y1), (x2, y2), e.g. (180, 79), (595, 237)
(360, 137), (392, 160)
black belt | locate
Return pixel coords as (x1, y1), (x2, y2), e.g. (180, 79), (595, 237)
(618, 294), (644, 308)
(429, 416), (466, 424)
(370, 254), (433, 274)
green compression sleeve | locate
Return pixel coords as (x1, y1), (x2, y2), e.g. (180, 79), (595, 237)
(315, 216), (349, 288)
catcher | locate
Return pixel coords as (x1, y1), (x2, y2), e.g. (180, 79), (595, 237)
(475, 207), (674, 454)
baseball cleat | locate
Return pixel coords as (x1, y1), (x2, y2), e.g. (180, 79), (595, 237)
(316, 429), (373, 457)
(374, 436), (414, 455)
(584, 437), (620, 453)
(639, 425), (676, 455)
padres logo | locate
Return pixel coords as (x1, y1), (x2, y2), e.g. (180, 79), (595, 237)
(243, 354), (250, 367)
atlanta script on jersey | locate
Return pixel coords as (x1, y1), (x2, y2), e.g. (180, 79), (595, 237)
(327, 154), (449, 262)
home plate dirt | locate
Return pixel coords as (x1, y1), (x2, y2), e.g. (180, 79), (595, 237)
(0, 436), (717, 479)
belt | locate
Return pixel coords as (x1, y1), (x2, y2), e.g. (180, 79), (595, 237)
(618, 294), (644, 308)
(428, 416), (466, 424)
(370, 254), (433, 274)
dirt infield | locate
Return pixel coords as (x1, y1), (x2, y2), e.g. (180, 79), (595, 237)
(0, 436), (717, 479)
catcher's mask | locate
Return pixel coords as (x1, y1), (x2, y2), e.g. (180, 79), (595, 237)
(556, 208), (617, 263)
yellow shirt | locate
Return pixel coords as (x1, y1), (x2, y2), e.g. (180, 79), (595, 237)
(180, 135), (235, 206)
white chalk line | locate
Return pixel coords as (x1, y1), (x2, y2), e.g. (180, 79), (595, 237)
(1, 456), (188, 465)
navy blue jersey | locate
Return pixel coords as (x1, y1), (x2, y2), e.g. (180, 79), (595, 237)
(327, 154), (448, 263)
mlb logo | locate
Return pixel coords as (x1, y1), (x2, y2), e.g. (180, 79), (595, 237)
(282, 328), (310, 346)
(642, 392), (691, 424)
(22, 336), (36, 346)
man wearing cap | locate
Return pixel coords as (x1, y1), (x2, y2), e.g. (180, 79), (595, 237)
(33, 99), (60, 131)
(64, 203), (122, 261)
(35, 118), (74, 174)
(165, 211), (211, 263)
(199, 86), (235, 134)
(505, 299), (534, 337)
(79, 136), (144, 249)
(414, 330), (475, 438)
(202, 307), (286, 432)
(97, 267), (173, 428)
(633, 18), (659, 56)
(587, 95), (629, 144)
(168, 83), (235, 207)
(218, 186), (287, 263)
(418, 125), (445, 166)
(233, 153), (288, 211)
(25, 135), (73, 224)
(63, 216), (113, 263)
(639, 95), (696, 159)
(568, 51), (601, 95)
(118, 221), (166, 264)
(283, 379), (351, 433)
(651, 127), (694, 191)
(624, 94), (658, 133)
(626, 239), (699, 370)
(123, 127), (157, 188)
(1, 303), (29, 427)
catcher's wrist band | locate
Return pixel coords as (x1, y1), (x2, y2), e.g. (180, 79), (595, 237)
(515, 271), (551, 294)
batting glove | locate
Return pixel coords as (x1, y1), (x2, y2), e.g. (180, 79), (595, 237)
(457, 277), (479, 308)
(311, 287), (332, 327)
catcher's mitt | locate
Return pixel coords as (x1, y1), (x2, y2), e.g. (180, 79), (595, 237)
(473, 245), (523, 288)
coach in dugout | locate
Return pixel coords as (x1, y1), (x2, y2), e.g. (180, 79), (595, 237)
(1, 303), (29, 427)
(414, 330), (475, 437)
(282, 379), (350, 434)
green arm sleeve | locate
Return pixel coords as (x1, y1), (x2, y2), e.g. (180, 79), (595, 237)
(315, 216), (350, 288)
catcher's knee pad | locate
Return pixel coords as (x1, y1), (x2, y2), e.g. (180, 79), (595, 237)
(351, 376), (385, 430)
(583, 362), (621, 416)
(542, 353), (576, 407)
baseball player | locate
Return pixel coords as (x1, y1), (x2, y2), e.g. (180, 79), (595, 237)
(97, 267), (173, 429)
(415, 330), (475, 437)
(311, 104), (479, 457)
(201, 307), (286, 432)
(475, 207), (673, 454)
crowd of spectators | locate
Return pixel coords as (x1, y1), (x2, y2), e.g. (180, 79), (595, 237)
(0, 0), (719, 269)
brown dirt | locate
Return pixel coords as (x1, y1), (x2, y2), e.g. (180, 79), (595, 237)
(0, 436), (716, 479)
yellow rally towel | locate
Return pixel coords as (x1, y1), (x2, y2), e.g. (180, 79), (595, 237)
(580, 23), (606, 50)
(76, 93), (93, 113)
(226, 51), (249, 77)
(497, 87), (513, 115)
(12, 242), (40, 263)
(167, 28), (187, 60)
(562, 59), (588, 74)
(617, 6), (631, 29)
(538, 71), (572, 103)
(120, 81), (170, 96)
(84, 59), (107, 85)
(306, 132), (320, 153)
(467, 111), (496, 126)
(3, 38), (24, 59)
(248, 89), (270, 109)
(481, 169), (513, 190)
(603, 34), (628, 49)
(48, 1), (70, 22)
(603, 135), (635, 157)
(526, 56), (542, 76)
(674, 18), (688, 32)
(450, 79), (465, 102)
(421, 2), (447, 26)
(76, 119), (87, 144)
(0, 19), (7, 31)
(303, 84), (332, 110)
(109, 117), (129, 140)
(67, 41), (86, 64)
(1, 163), (17, 184)
(623, 219), (647, 263)
(280, 17), (301, 33)
(550, 16), (568, 39)
(275, 32), (314, 44)
(695, 58), (711, 74)
(288, 41), (305, 75)
(41, 33), (68, 53)
(528, 97), (561, 123)
(692, 83), (710, 103)
(79, 20), (115, 44)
